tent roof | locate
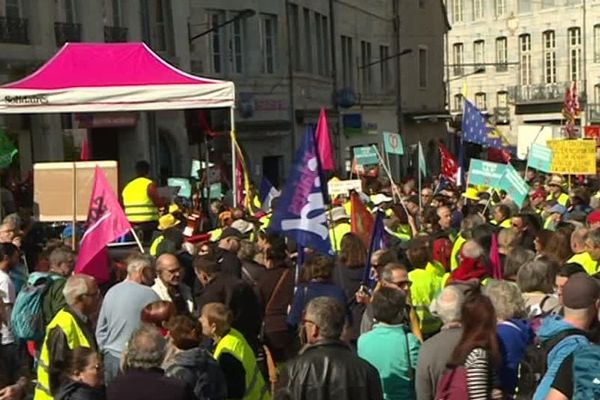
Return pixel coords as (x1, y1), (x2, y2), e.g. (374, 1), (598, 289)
(0, 42), (235, 113)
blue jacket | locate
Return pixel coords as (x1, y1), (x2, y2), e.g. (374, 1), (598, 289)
(287, 281), (348, 327)
(496, 319), (533, 396)
(533, 315), (589, 400)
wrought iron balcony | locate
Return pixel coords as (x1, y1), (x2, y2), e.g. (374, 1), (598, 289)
(509, 81), (586, 104)
(588, 103), (600, 123)
(54, 22), (81, 46)
(0, 17), (28, 44)
(104, 26), (128, 43)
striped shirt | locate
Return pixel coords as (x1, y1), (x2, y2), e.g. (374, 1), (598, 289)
(465, 347), (491, 400)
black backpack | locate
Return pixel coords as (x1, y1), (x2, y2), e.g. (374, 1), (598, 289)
(514, 328), (586, 399)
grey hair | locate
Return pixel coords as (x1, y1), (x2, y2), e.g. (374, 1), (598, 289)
(430, 285), (464, 324)
(123, 324), (167, 370)
(49, 247), (75, 268)
(63, 274), (94, 306)
(504, 247), (535, 279)
(485, 280), (525, 320)
(588, 228), (600, 248)
(462, 240), (484, 259)
(461, 213), (485, 236)
(517, 258), (556, 293)
(2, 213), (20, 228)
(381, 263), (407, 283)
(237, 239), (256, 262)
(126, 253), (154, 275)
(304, 297), (345, 340)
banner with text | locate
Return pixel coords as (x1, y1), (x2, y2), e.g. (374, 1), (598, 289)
(498, 165), (530, 207)
(467, 159), (507, 188)
(328, 179), (363, 196)
(353, 146), (379, 166)
(527, 143), (553, 173)
(546, 139), (596, 175)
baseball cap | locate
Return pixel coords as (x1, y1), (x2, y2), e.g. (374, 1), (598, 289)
(548, 204), (566, 216)
(588, 210), (600, 225)
(220, 227), (242, 240)
(562, 273), (600, 309)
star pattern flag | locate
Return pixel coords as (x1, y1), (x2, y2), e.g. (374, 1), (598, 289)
(75, 166), (132, 283)
(259, 176), (280, 212)
(462, 100), (502, 148)
(439, 142), (458, 183)
(350, 191), (374, 248)
(269, 127), (332, 255)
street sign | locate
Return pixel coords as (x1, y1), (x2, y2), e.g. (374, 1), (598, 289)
(527, 143), (552, 173)
(353, 146), (379, 166)
(383, 131), (404, 155)
(467, 159), (507, 188)
(498, 165), (529, 207)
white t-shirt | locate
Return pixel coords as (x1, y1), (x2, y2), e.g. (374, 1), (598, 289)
(0, 269), (15, 344)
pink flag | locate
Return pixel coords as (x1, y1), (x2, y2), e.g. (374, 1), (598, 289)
(315, 107), (334, 171)
(75, 166), (132, 283)
(79, 137), (89, 161)
(489, 233), (503, 280)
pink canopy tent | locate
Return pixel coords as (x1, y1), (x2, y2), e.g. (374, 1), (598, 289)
(0, 42), (240, 201)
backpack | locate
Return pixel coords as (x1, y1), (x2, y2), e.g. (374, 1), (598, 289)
(11, 272), (62, 341)
(514, 328), (585, 399)
(434, 366), (469, 400)
(572, 344), (600, 398)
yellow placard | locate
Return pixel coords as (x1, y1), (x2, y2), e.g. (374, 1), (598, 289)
(546, 139), (596, 175)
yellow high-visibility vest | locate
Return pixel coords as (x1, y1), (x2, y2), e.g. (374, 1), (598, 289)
(122, 177), (159, 223)
(568, 252), (599, 275)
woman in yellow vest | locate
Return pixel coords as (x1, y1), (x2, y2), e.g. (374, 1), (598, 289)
(200, 302), (270, 400)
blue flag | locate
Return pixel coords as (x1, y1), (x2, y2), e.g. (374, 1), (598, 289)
(462, 100), (502, 148)
(363, 210), (386, 288)
(269, 128), (332, 255)
(259, 176), (280, 212)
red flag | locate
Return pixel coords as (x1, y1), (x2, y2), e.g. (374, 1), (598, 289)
(75, 166), (132, 283)
(79, 137), (89, 161)
(486, 148), (511, 164)
(315, 108), (334, 171)
(489, 233), (503, 280)
(438, 143), (458, 183)
(350, 192), (374, 247)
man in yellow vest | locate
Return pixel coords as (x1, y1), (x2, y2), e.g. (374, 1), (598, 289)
(568, 227), (598, 275)
(122, 161), (165, 245)
(491, 204), (512, 228)
(200, 302), (269, 400)
(35, 275), (100, 400)
(546, 175), (569, 207)
(329, 207), (351, 253)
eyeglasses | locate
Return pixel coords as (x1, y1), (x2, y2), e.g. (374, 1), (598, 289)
(392, 280), (412, 290)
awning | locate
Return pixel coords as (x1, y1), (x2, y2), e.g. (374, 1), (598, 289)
(0, 42), (235, 113)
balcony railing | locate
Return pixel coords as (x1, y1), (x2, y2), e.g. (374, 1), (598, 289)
(54, 22), (81, 46)
(509, 81), (586, 104)
(0, 17), (28, 44)
(588, 104), (600, 123)
(104, 26), (128, 42)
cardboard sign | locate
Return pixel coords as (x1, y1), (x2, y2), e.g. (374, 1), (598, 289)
(167, 178), (192, 198)
(467, 159), (506, 188)
(353, 146), (378, 166)
(498, 165), (529, 207)
(34, 161), (118, 222)
(327, 179), (363, 196)
(546, 139), (596, 175)
(527, 143), (553, 172)
(383, 132), (404, 155)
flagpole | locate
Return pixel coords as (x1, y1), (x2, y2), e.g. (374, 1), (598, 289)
(418, 142), (422, 211)
(230, 107), (237, 207)
(72, 162), (77, 250)
(371, 145), (410, 216)
(130, 228), (145, 253)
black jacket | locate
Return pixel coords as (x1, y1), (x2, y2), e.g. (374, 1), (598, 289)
(55, 380), (105, 400)
(165, 347), (227, 400)
(107, 368), (191, 400)
(214, 248), (242, 278)
(276, 339), (383, 400)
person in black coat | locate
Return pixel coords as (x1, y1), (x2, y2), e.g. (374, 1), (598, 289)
(107, 325), (191, 400)
(54, 347), (105, 400)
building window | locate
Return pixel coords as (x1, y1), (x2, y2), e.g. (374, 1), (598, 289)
(495, 37), (507, 72)
(453, 43), (464, 76)
(288, 4), (301, 72)
(497, 91), (508, 107)
(230, 17), (245, 74)
(568, 27), (582, 81)
(6, 0), (21, 18)
(474, 40), (485, 71)
(543, 30), (556, 84)
(65, 0), (78, 23)
(111, 0), (122, 26)
(453, 94), (463, 111)
(595, 84), (600, 104)
(541, 0), (555, 8)
(519, 34), (531, 85)
(595, 25), (600, 63)
(518, 0), (531, 13)
(314, 13), (329, 76)
(473, 0), (483, 19)
(379, 45), (390, 91)
(321, 15), (330, 76)
(495, 0), (505, 17)
(418, 47), (428, 88)
(475, 92), (487, 110)
(452, 0), (463, 23)
(208, 11), (225, 74)
(303, 8), (312, 74)
(341, 35), (353, 88)
(260, 14), (277, 74)
(418, 0), (425, 8)
(361, 40), (372, 93)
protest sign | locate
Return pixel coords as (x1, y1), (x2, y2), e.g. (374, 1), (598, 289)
(546, 139), (596, 175)
(527, 143), (553, 172)
(353, 146), (378, 166)
(467, 159), (506, 188)
(167, 178), (192, 198)
(498, 165), (529, 207)
(327, 179), (363, 196)
(382, 132), (404, 155)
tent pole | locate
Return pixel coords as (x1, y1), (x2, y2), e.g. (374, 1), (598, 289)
(230, 107), (237, 207)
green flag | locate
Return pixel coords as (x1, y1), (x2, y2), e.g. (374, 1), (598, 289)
(418, 142), (426, 177)
(0, 130), (17, 168)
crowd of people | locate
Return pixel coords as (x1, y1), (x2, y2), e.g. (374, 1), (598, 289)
(3, 166), (600, 400)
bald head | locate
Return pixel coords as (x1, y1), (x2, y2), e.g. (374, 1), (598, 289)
(572, 227), (589, 254)
(430, 285), (464, 324)
(156, 253), (182, 287)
